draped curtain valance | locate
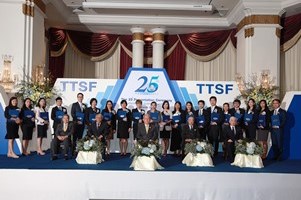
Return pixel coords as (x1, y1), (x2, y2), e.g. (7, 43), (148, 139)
(281, 12), (301, 52)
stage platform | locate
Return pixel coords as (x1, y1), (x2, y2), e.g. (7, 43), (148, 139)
(1, 153), (301, 200)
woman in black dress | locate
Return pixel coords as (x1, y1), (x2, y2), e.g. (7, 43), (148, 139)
(160, 100), (172, 156)
(19, 98), (35, 156)
(170, 101), (184, 156)
(117, 100), (132, 156)
(5, 97), (21, 158)
(101, 100), (116, 155)
(257, 99), (271, 159)
(35, 98), (49, 156)
(183, 101), (196, 123)
(84, 98), (100, 126)
(244, 98), (259, 140)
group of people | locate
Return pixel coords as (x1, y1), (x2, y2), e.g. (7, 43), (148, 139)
(4, 92), (286, 162)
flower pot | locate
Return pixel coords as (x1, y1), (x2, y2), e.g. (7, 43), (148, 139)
(76, 151), (102, 164)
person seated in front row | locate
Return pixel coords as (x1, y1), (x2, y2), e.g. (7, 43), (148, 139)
(224, 116), (243, 162)
(87, 113), (108, 159)
(136, 114), (158, 143)
(51, 114), (74, 160)
(182, 116), (200, 158)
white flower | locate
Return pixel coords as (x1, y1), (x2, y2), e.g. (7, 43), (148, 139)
(89, 140), (95, 147)
(200, 142), (207, 148)
(148, 144), (151, 148)
(83, 141), (90, 150)
(149, 149), (154, 153)
(150, 144), (157, 151)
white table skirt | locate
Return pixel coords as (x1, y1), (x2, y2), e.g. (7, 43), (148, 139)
(76, 151), (103, 164)
(182, 153), (214, 167)
(130, 156), (164, 171)
(231, 153), (264, 168)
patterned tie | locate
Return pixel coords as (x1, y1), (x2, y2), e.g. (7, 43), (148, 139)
(145, 125), (149, 134)
(63, 123), (67, 132)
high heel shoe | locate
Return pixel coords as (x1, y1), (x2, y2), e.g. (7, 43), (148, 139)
(7, 154), (19, 159)
(37, 151), (45, 156)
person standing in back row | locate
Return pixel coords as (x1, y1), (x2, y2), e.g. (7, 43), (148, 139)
(207, 96), (224, 157)
(71, 93), (87, 156)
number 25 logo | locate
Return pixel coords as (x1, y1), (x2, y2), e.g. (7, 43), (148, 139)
(135, 76), (159, 93)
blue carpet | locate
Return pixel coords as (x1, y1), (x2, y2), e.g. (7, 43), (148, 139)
(1, 152), (301, 173)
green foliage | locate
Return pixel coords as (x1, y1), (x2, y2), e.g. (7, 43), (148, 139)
(235, 139), (263, 156)
(131, 140), (162, 159)
(184, 140), (214, 156)
(76, 135), (104, 153)
(15, 75), (59, 105)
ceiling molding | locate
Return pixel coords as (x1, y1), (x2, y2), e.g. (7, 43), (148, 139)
(69, 14), (230, 27)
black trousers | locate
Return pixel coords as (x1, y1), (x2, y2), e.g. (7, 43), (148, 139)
(225, 141), (235, 162)
(51, 136), (70, 156)
(208, 125), (220, 155)
(198, 127), (207, 140)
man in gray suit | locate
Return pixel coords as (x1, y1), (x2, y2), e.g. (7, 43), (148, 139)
(51, 114), (74, 160)
(137, 114), (158, 142)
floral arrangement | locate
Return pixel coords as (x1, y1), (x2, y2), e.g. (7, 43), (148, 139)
(235, 139), (263, 156)
(235, 70), (278, 107)
(16, 76), (59, 105)
(131, 140), (162, 159)
(76, 135), (104, 153)
(184, 140), (214, 156)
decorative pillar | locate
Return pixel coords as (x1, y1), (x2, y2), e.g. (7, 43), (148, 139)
(130, 27), (145, 68)
(151, 28), (165, 68)
(236, 13), (283, 86)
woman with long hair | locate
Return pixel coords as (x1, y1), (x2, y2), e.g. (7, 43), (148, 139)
(35, 97), (49, 155)
(5, 97), (21, 158)
(170, 101), (184, 156)
(257, 99), (271, 159)
(160, 100), (172, 156)
(101, 100), (116, 155)
(19, 98), (35, 156)
(244, 98), (259, 140)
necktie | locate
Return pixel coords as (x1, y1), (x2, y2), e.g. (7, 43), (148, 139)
(274, 109), (277, 115)
(189, 125), (192, 130)
(211, 107), (214, 113)
(145, 125), (149, 134)
(231, 126), (236, 135)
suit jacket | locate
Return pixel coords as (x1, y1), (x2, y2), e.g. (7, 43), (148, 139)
(271, 108), (286, 129)
(84, 107), (101, 126)
(207, 106), (224, 127)
(194, 108), (210, 128)
(51, 106), (67, 128)
(136, 123), (158, 142)
(182, 124), (200, 140)
(224, 125), (243, 142)
(55, 122), (74, 137)
(88, 121), (108, 139)
(71, 102), (86, 122)
(229, 107), (245, 125)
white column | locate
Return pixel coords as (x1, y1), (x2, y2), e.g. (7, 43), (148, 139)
(236, 13), (283, 86)
(151, 28), (165, 68)
(130, 27), (145, 68)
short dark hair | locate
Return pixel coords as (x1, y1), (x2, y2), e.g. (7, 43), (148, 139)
(63, 114), (69, 119)
(151, 101), (157, 106)
(209, 96), (217, 101)
(198, 100), (205, 105)
(90, 98), (97, 105)
(272, 99), (281, 104)
(77, 93), (84, 97)
(120, 99), (127, 106)
(223, 102), (230, 107)
(55, 97), (62, 101)
(233, 99), (241, 105)
(135, 99), (142, 104)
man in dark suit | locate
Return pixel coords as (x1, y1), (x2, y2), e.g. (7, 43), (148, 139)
(71, 93), (87, 156)
(88, 113), (108, 159)
(51, 114), (74, 160)
(137, 114), (158, 142)
(229, 99), (245, 129)
(206, 96), (224, 157)
(182, 116), (200, 142)
(132, 99), (145, 140)
(51, 97), (67, 135)
(271, 99), (286, 161)
(224, 116), (243, 162)
(195, 100), (210, 140)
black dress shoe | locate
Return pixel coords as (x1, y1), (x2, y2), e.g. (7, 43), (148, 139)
(51, 156), (58, 161)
